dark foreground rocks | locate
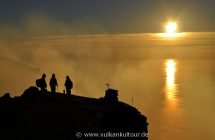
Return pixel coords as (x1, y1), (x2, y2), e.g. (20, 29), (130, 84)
(0, 87), (148, 139)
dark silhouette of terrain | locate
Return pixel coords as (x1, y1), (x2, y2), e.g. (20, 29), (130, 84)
(0, 87), (148, 139)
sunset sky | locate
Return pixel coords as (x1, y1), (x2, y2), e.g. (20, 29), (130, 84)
(1, 1), (215, 140)
(1, 1), (215, 95)
(0, 0), (215, 34)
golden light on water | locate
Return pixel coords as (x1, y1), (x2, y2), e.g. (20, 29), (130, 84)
(157, 32), (186, 39)
(165, 59), (177, 101)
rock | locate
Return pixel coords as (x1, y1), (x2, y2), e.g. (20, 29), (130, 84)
(0, 87), (148, 139)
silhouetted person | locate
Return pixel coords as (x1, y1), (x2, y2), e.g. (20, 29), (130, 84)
(49, 74), (58, 93)
(64, 76), (73, 95)
(36, 74), (47, 92)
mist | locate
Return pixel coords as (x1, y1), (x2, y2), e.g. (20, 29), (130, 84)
(0, 15), (215, 98)
(1, 14), (215, 140)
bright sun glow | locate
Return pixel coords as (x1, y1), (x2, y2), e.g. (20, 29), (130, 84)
(165, 22), (177, 33)
(157, 21), (186, 38)
(162, 22), (178, 38)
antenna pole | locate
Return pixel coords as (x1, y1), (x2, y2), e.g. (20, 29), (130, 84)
(106, 83), (110, 89)
(132, 96), (134, 106)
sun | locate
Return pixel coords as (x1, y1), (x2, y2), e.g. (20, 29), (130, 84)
(159, 21), (184, 38)
(161, 22), (179, 38)
(165, 22), (177, 34)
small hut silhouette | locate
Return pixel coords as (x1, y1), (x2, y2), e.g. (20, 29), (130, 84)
(104, 84), (118, 102)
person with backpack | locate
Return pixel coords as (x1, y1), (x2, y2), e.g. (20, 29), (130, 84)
(36, 74), (47, 92)
(64, 76), (73, 95)
(49, 74), (58, 93)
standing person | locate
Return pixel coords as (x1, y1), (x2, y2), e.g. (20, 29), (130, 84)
(36, 74), (47, 92)
(49, 74), (58, 93)
(64, 76), (73, 95)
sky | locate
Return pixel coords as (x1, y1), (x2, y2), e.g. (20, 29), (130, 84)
(1, 2), (215, 139)
(0, 0), (215, 34)
(1, 0), (215, 95)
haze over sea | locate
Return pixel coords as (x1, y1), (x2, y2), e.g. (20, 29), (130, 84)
(1, 32), (215, 140)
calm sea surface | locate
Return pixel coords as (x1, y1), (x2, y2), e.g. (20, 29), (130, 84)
(142, 58), (215, 140)
(120, 33), (215, 140)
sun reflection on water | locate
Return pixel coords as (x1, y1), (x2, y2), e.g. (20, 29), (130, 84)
(165, 59), (178, 101)
(157, 32), (186, 39)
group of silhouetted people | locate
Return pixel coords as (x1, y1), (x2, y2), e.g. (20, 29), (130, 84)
(36, 74), (73, 95)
